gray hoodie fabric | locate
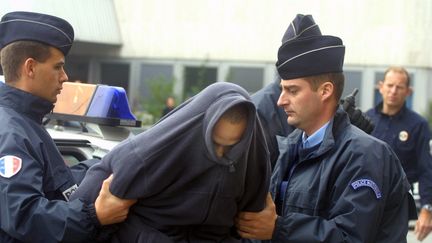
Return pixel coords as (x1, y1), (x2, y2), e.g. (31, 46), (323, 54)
(71, 82), (271, 242)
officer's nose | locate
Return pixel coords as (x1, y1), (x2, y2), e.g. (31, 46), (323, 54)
(61, 69), (68, 83)
(277, 91), (288, 107)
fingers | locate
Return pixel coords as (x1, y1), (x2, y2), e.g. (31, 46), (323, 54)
(124, 198), (138, 207)
(415, 214), (432, 241)
(100, 174), (113, 196)
(266, 193), (273, 203)
(95, 174), (137, 225)
(415, 225), (432, 241)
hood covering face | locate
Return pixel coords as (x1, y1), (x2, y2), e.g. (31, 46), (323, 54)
(71, 82), (270, 240)
(202, 90), (256, 168)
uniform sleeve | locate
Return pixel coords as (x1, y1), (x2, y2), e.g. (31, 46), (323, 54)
(0, 132), (99, 242)
(271, 140), (410, 243)
(70, 158), (101, 185)
(69, 159), (111, 203)
(415, 121), (432, 205)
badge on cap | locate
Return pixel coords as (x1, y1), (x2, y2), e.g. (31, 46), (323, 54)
(0, 155), (22, 178)
(399, 131), (409, 142)
(351, 179), (382, 199)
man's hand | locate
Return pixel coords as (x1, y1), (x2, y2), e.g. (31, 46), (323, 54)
(94, 174), (137, 225)
(235, 193), (277, 240)
(415, 208), (432, 241)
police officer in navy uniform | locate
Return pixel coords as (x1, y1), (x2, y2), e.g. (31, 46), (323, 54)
(235, 14), (416, 242)
(251, 21), (373, 170)
(0, 11), (136, 242)
(366, 66), (432, 241)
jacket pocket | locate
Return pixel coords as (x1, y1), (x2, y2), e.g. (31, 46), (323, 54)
(283, 190), (321, 215)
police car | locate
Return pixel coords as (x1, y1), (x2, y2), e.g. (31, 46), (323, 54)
(44, 82), (142, 166)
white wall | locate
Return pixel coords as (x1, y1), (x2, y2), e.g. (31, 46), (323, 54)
(3, 0), (431, 67)
(113, 0), (432, 67)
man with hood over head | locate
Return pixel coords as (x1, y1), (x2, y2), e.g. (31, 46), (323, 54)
(71, 82), (271, 242)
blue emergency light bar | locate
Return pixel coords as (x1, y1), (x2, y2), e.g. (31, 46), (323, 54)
(46, 82), (141, 127)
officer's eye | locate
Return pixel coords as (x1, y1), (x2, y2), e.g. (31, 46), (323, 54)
(288, 88), (298, 95)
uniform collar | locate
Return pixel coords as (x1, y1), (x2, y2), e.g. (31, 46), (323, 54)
(0, 83), (54, 123)
(283, 105), (350, 157)
(301, 121), (329, 148)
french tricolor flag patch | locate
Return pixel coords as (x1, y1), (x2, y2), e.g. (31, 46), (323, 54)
(0, 155), (22, 178)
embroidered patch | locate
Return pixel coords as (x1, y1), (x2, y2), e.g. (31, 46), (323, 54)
(351, 179), (382, 199)
(62, 184), (78, 201)
(0, 155), (22, 178)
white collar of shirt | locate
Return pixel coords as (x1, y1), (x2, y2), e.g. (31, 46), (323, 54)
(302, 121), (330, 149)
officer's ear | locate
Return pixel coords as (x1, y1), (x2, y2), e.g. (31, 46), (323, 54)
(320, 81), (334, 102)
(23, 58), (37, 78)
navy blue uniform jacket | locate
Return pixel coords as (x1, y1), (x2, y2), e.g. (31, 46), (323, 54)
(367, 103), (432, 205)
(0, 84), (99, 243)
(252, 107), (414, 243)
(71, 82), (271, 242)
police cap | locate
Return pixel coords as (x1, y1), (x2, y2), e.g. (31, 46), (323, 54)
(0, 11), (74, 56)
(276, 14), (345, 80)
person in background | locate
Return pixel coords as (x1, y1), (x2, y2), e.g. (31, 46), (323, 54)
(0, 11), (136, 242)
(161, 96), (176, 117)
(366, 66), (432, 241)
(235, 14), (416, 243)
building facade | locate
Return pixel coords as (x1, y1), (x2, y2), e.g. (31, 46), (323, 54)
(2, 0), (432, 117)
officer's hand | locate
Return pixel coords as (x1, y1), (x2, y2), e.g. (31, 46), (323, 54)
(94, 174), (137, 225)
(414, 208), (432, 241)
(235, 193), (277, 240)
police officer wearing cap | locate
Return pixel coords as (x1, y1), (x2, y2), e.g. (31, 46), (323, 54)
(366, 66), (432, 241)
(0, 11), (136, 242)
(251, 22), (374, 170)
(235, 14), (415, 243)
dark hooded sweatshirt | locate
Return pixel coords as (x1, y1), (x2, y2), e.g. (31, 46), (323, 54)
(71, 82), (271, 242)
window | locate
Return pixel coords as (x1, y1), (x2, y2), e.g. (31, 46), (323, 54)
(136, 64), (175, 117)
(343, 71), (362, 105)
(140, 64), (174, 99)
(100, 63), (130, 91)
(228, 67), (264, 93)
(183, 66), (217, 98)
(65, 60), (89, 83)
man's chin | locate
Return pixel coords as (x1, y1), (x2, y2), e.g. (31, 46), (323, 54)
(287, 118), (298, 127)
